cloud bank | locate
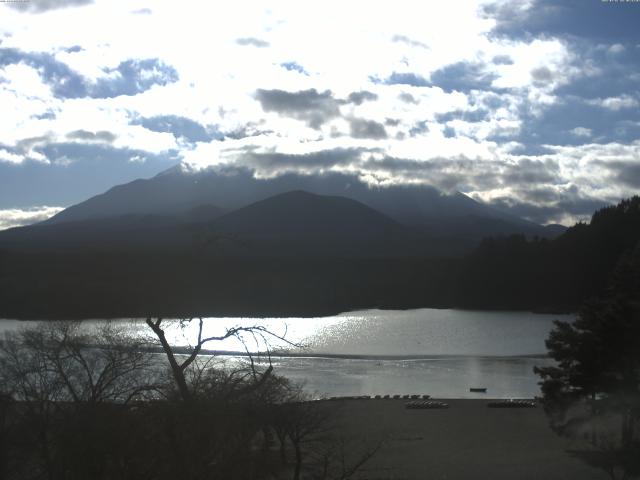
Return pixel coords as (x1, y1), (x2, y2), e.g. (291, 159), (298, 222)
(1, 0), (639, 225)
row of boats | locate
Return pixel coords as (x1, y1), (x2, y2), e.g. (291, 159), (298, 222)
(487, 399), (537, 408)
(325, 396), (538, 409)
(405, 400), (449, 409)
(328, 394), (431, 400)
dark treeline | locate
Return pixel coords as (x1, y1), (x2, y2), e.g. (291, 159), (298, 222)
(454, 196), (640, 311)
(0, 254), (456, 319)
(0, 197), (638, 318)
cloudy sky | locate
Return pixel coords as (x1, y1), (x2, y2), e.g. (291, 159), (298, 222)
(1, 0), (639, 229)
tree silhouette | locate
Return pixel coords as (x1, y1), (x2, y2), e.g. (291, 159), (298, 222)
(535, 243), (640, 479)
(145, 317), (293, 402)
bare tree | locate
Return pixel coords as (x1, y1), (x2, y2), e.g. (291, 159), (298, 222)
(145, 317), (290, 402)
(0, 321), (161, 480)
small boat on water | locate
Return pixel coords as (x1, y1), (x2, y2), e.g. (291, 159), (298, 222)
(470, 387), (487, 393)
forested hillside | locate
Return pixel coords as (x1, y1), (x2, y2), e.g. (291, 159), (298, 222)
(455, 197), (640, 311)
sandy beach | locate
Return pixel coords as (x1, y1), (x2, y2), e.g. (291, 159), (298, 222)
(329, 398), (606, 480)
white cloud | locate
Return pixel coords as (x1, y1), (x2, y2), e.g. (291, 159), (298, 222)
(608, 43), (625, 54)
(570, 127), (592, 138)
(0, 149), (24, 164)
(0, 206), (65, 230)
(586, 95), (639, 111)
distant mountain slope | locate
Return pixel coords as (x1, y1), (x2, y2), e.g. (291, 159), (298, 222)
(211, 190), (401, 236)
(0, 190), (426, 257)
(202, 190), (425, 257)
(45, 165), (560, 245)
(0, 214), (192, 252)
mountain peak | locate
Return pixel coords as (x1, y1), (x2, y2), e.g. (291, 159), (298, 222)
(43, 167), (553, 249)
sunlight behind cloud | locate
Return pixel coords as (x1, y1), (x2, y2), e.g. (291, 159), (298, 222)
(1, 0), (639, 224)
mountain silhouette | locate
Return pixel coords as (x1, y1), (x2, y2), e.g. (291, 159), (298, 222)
(43, 166), (562, 250)
(0, 190), (427, 257)
(201, 190), (425, 257)
(0, 214), (191, 252)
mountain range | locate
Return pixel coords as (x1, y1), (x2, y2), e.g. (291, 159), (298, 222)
(0, 165), (593, 319)
(1, 165), (565, 257)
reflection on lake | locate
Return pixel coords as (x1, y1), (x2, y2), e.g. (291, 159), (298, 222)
(0, 308), (570, 398)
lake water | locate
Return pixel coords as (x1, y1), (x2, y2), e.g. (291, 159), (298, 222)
(0, 308), (570, 398)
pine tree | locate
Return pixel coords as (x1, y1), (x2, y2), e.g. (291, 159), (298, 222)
(535, 242), (640, 479)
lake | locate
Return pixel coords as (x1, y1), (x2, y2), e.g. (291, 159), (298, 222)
(0, 308), (570, 399)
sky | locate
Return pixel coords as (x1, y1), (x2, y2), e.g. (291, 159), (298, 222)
(0, 0), (639, 229)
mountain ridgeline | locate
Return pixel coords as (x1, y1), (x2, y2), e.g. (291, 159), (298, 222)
(0, 165), (635, 319)
(42, 166), (561, 249)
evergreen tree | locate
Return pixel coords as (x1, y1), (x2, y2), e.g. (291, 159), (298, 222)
(535, 242), (640, 479)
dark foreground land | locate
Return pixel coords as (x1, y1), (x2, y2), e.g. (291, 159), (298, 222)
(332, 399), (604, 480)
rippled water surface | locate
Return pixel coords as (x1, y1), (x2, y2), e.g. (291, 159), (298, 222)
(0, 308), (570, 398)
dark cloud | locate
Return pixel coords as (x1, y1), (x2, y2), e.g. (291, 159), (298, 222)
(435, 109), (489, 123)
(409, 120), (429, 137)
(382, 72), (430, 87)
(236, 37), (270, 48)
(600, 161), (640, 189)
(443, 126), (456, 138)
(391, 34), (429, 49)
(131, 115), (221, 143)
(347, 90), (378, 105)
(398, 92), (418, 104)
(14, 135), (51, 153)
(492, 55), (514, 65)
(240, 148), (364, 173)
(502, 158), (560, 186)
(64, 45), (83, 53)
(280, 62), (308, 75)
(235, 148), (502, 194)
(255, 88), (340, 128)
(485, 0), (640, 43)
(0, 143), (177, 209)
(361, 156), (502, 192)
(480, 93), (510, 110)
(66, 130), (117, 143)
(530, 66), (553, 86)
(517, 186), (565, 205)
(92, 59), (179, 98)
(32, 110), (57, 120)
(429, 61), (500, 93)
(488, 188), (609, 225)
(223, 123), (273, 140)
(0, 48), (178, 99)
(6, 0), (92, 13)
(349, 118), (388, 139)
